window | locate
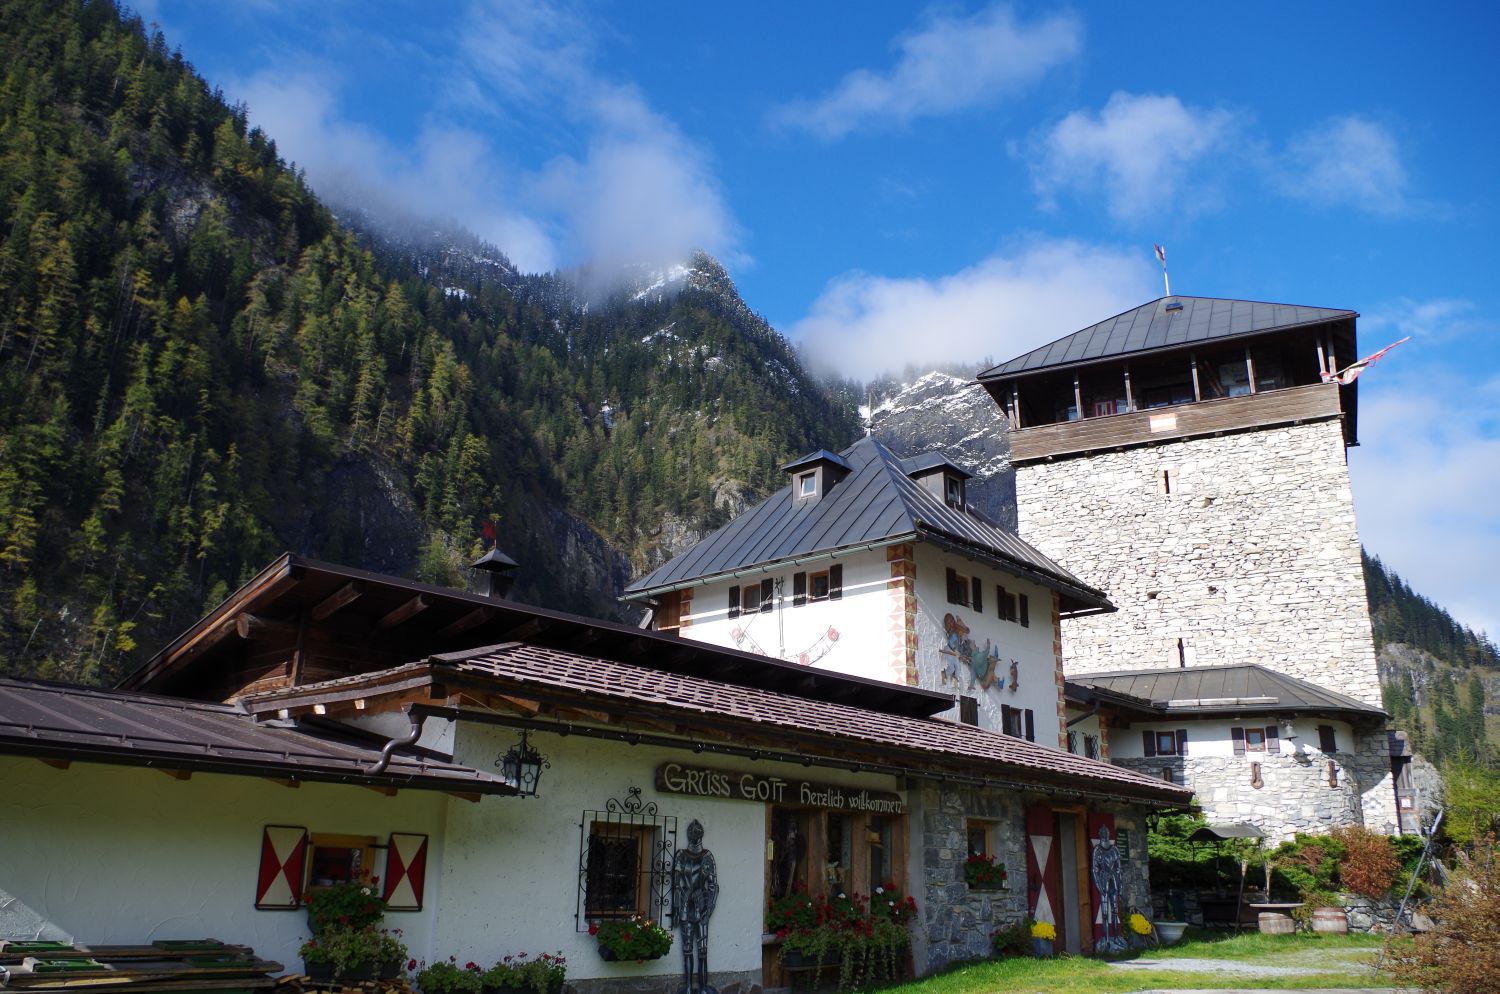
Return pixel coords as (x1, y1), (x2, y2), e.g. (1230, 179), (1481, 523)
(965, 820), (991, 858)
(1001, 705), (1034, 742)
(798, 472), (817, 498)
(737, 578), (773, 616)
(1232, 725), (1281, 756)
(1318, 724), (1338, 754)
(585, 823), (657, 917)
(794, 570), (831, 607)
(1066, 730), (1078, 754)
(306, 833), (375, 890)
(1160, 767), (1176, 784)
(1018, 594), (1029, 628)
(945, 475), (963, 508)
(996, 585), (1018, 622)
(970, 577), (983, 612)
(742, 583), (762, 615)
(1142, 728), (1187, 757)
(946, 568), (970, 607)
(727, 586), (740, 620)
(1083, 734), (1100, 760)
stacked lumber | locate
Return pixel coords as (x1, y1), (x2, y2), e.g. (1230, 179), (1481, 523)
(0, 940), (281, 994)
(274, 975), (411, 994)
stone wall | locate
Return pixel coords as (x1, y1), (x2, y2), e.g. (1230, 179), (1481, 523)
(911, 784), (1152, 971)
(1016, 418), (1380, 708)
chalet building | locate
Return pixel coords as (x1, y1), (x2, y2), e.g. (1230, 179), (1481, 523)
(0, 553), (1189, 988)
(979, 295), (1411, 838)
(625, 436), (1183, 957)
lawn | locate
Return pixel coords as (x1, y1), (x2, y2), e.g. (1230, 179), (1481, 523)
(875, 931), (1390, 994)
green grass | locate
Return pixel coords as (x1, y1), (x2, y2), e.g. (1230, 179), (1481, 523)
(857, 932), (1388, 994)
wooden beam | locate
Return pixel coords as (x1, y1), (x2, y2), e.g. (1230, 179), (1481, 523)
(159, 769), (193, 781)
(311, 581), (364, 621)
(36, 758), (70, 771)
(445, 791), (482, 804)
(267, 778), (302, 789)
(497, 617), (543, 641)
(157, 564), (302, 674)
(235, 613), (300, 640)
(490, 693), (542, 716)
(438, 607), (491, 639)
(364, 785), (398, 797)
(378, 594), (429, 631)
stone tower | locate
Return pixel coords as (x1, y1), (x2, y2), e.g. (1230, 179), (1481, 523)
(978, 296), (1401, 832)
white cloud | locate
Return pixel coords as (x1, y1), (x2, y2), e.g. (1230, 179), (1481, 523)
(230, 1), (739, 275)
(1022, 92), (1240, 221)
(773, 4), (1082, 140)
(790, 239), (1155, 381)
(1278, 115), (1407, 215)
(1350, 370), (1500, 640)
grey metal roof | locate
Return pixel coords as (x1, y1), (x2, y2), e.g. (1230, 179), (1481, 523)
(1067, 664), (1385, 720)
(978, 296), (1357, 381)
(625, 436), (1110, 611)
(782, 448), (853, 472)
(899, 452), (972, 479)
(0, 677), (515, 794)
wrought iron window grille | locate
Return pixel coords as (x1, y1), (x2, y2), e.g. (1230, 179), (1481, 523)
(577, 785), (676, 932)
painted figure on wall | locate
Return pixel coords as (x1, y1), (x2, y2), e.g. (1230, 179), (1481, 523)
(673, 819), (719, 994)
(940, 614), (1001, 689)
(1090, 825), (1125, 952)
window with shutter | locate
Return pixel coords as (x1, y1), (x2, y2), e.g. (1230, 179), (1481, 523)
(1155, 731), (1177, 756)
(793, 572), (807, 607)
(828, 564), (843, 601)
(1019, 594), (1029, 627)
(728, 586), (741, 620)
(1318, 725), (1337, 754)
(741, 584), (760, 614)
(1024, 709), (1035, 742)
(759, 578), (774, 612)
(1243, 727), (1266, 752)
(1176, 728), (1188, 756)
(947, 568), (968, 606)
(1231, 727), (1246, 756)
(1264, 725), (1279, 754)
(959, 696), (978, 726)
(971, 577), (983, 612)
(1143, 730), (1157, 757)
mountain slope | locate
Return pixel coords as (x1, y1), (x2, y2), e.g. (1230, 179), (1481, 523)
(0, 0), (858, 685)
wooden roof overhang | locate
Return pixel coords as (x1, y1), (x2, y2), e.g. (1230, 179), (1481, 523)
(122, 554), (953, 721)
(239, 647), (1194, 810)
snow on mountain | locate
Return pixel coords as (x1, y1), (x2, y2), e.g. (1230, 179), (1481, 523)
(867, 371), (1017, 528)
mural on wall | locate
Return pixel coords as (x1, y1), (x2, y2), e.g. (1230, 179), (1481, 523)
(1089, 818), (1126, 953)
(672, 819), (719, 994)
(732, 613), (840, 666)
(939, 614), (1002, 690)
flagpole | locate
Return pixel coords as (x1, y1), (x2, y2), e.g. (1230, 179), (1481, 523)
(1154, 244), (1171, 297)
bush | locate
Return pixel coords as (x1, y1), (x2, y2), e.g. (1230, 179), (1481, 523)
(478, 953), (566, 994)
(989, 919), (1030, 957)
(1331, 826), (1400, 898)
(416, 961), (482, 994)
(1386, 835), (1500, 994)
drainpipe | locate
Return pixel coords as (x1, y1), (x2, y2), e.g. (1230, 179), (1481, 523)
(365, 707), (426, 775)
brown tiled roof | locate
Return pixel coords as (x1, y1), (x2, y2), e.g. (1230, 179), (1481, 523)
(0, 677), (514, 795)
(244, 643), (1191, 805)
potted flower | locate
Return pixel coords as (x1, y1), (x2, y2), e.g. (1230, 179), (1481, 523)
(1127, 912), (1154, 948)
(775, 890), (917, 991)
(964, 854), (1007, 890)
(305, 878), (387, 934)
(416, 960), (483, 994)
(1030, 919), (1056, 958)
(299, 925), (404, 981)
(989, 919), (1030, 958)
(589, 915), (673, 963)
(766, 886), (818, 937)
(479, 952), (567, 994)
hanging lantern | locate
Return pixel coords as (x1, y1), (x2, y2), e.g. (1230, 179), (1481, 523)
(497, 729), (549, 797)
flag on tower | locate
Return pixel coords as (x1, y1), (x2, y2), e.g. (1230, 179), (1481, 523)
(1320, 337), (1410, 385)
(1153, 244), (1170, 296)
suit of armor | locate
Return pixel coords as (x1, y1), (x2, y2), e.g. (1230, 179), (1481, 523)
(672, 820), (719, 994)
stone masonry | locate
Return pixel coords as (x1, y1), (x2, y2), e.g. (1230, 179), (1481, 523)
(1017, 419), (1379, 706)
(1016, 417), (1397, 835)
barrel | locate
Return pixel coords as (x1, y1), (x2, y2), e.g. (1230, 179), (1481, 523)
(1258, 912), (1295, 935)
(1311, 907), (1349, 934)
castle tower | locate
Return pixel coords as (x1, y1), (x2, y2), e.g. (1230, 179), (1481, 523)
(979, 296), (1402, 835)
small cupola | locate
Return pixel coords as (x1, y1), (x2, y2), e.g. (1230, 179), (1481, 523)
(903, 452), (972, 510)
(782, 448), (853, 503)
(470, 546), (520, 599)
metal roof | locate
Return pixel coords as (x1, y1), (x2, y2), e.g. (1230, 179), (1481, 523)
(625, 436), (1110, 612)
(899, 452), (972, 479)
(1067, 664), (1385, 720)
(978, 296), (1357, 381)
(0, 677), (516, 794)
(782, 448), (853, 472)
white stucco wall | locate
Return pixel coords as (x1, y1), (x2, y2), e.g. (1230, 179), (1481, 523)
(912, 545), (1060, 744)
(1109, 717), (1356, 760)
(0, 757), (448, 967)
(437, 723), (904, 983)
(678, 549), (900, 683)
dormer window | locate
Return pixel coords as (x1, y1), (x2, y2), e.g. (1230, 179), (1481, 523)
(798, 472), (818, 498)
(945, 474), (963, 508)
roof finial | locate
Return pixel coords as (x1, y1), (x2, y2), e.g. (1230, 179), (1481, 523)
(1154, 243), (1171, 297)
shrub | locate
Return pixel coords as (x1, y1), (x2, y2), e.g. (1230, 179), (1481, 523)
(989, 919), (1031, 957)
(1331, 826), (1400, 898)
(1292, 890), (1341, 929)
(589, 915), (672, 961)
(1386, 835), (1500, 994)
(766, 886), (817, 935)
(478, 952), (567, 994)
(415, 961), (482, 994)
(298, 926), (406, 975)
(305, 879), (387, 934)
(964, 854), (1007, 888)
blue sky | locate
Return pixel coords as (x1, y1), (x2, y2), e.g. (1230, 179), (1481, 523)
(144, 1), (1498, 638)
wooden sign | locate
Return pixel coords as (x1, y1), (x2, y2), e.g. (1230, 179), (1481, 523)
(656, 762), (905, 813)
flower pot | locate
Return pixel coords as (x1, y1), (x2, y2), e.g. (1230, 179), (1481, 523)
(1154, 921), (1188, 945)
(339, 963), (378, 982)
(781, 949), (840, 970)
(303, 961), (335, 983)
(379, 960), (403, 981)
(1030, 938), (1053, 958)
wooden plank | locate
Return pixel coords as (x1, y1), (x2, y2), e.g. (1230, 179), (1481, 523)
(35, 758), (70, 771)
(377, 595), (428, 631)
(437, 608), (491, 640)
(234, 615), (299, 641)
(158, 769), (193, 781)
(309, 582), (363, 622)
(444, 792), (482, 804)
(0, 941), (236, 962)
